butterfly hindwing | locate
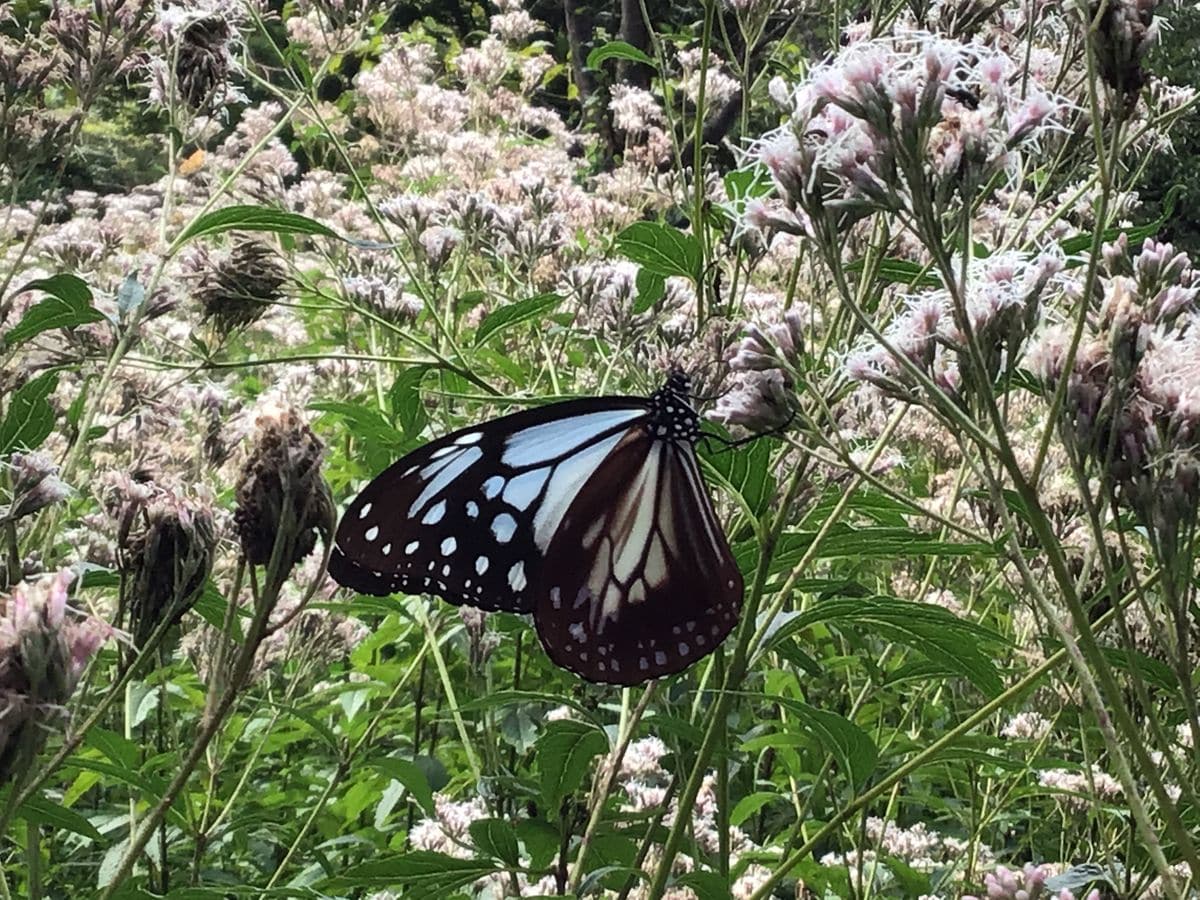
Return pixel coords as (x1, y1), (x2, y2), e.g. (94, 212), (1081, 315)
(330, 398), (648, 613)
(532, 431), (744, 684)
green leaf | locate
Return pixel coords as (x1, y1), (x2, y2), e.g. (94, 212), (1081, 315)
(537, 719), (607, 811)
(761, 525), (1001, 573)
(172, 205), (340, 249)
(516, 819), (559, 870)
(474, 292), (565, 346)
(1099, 646), (1177, 692)
(615, 222), (702, 281)
(469, 818), (521, 866)
(632, 268), (666, 315)
(883, 856), (932, 896)
(723, 166), (773, 204)
(387, 366), (431, 438)
(369, 757), (435, 814)
(701, 429), (774, 519)
(585, 40), (656, 69)
(675, 871), (729, 900)
(773, 698), (878, 788)
(323, 851), (497, 897)
(5, 275), (104, 348)
(310, 400), (406, 448)
(774, 595), (1006, 698)
(0, 371), (59, 456)
(730, 791), (778, 827)
(842, 257), (940, 289)
(16, 792), (102, 841)
(86, 728), (138, 769)
(191, 582), (246, 641)
(1058, 184), (1183, 258)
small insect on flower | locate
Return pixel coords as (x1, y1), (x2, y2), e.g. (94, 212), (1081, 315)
(328, 370), (744, 685)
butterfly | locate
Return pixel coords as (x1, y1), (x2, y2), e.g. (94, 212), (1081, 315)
(327, 370), (743, 685)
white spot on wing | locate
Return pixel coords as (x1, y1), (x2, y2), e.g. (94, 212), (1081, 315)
(405, 541), (419, 554)
(422, 500), (446, 525)
(502, 468), (548, 511)
(407, 447), (483, 518)
(507, 561), (527, 591)
(490, 512), (517, 543)
(466, 501), (479, 518)
(365, 525), (379, 542)
(382, 543), (392, 556)
(441, 537), (456, 555)
(359, 503), (372, 519)
(454, 432), (483, 445)
(475, 556), (489, 575)
(482, 475), (505, 499)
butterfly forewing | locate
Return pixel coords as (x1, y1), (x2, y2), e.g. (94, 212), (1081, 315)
(532, 431), (744, 685)
(329, 398), (648, 613)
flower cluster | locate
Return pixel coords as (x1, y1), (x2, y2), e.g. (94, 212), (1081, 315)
(0, 571), (112, 784)
(846, 248), (1064, 406)
(1037, 764), (1124, 812)
(753, 31), (1068, 240)
(964, 863), (1100, 900)
(1026, 236), (1200, 564)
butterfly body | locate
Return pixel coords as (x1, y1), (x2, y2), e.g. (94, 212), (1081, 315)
(329, 372), (743, 684)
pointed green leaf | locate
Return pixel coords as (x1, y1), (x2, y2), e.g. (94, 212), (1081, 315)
(537, 719), (607, 811)
(17, 792), (102, 841)
(773, 698), (878, 788)
(5, 275), (104, 348)
(369, 757), (435, 814)
(586, 40), (656, 69)
(469, 818), (521, 867)
(474, 292), (565, 346)
(615, 222), (702, 281)
(172, 205), (340, 249)
(0, 371), (59, 455)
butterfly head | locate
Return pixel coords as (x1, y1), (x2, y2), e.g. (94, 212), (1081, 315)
(646, 370), (700, 444)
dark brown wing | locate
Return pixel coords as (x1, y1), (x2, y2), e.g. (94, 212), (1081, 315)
(329, 399), (648, 613)
(531, 431), (743, 684)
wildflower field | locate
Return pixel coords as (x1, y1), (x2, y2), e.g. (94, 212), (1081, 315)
(2, 0), (1199, 897)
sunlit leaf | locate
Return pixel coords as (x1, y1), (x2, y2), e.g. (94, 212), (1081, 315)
(615, 222), (702, 281)
(474, 292), (565, 346)
(4, 274), (104, 348)
(537, 720), (607, 811)
(586, 40), (655, 69)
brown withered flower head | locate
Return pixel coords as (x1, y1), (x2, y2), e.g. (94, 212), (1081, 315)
(234, 408), (334, 572)
(195, 240), (287, 334)
(1090, 0), (1159, 103)
(175, 11), (234, 110)
(123, 488), (216, 649)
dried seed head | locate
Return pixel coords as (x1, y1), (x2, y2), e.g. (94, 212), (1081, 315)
(196, 240), (287, 334)
(124, 489), (216, 649)
(1090, 0), (1159, 102)
(234, 408), (334, 571)
(175, 13), (233, 110)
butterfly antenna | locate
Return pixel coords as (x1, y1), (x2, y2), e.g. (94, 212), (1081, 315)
(700, 407), (797, 453)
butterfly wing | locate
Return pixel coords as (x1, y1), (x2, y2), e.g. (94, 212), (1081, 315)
(329, 398), (649, 613)
(532, 433), (743, 684)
